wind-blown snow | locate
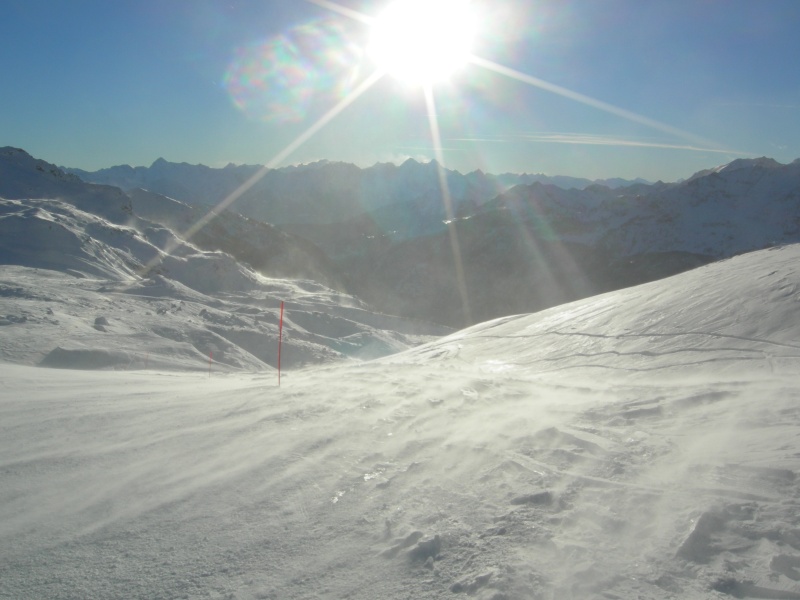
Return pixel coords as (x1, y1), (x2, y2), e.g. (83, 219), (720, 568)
(3, 245), (800, 599)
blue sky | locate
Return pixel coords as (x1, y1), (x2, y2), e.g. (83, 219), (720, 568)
(2, 0), (798, 181)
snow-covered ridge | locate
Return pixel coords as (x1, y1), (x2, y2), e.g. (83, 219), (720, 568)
(478, 155), (800, 254)
(713, 156), (783, 173)
(400, 243), (800, 375)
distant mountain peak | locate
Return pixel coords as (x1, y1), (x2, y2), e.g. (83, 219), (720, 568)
(0, 147), (84, 190)
(685, 157), (785, 183)
(1, 146), (31, 158)
(716, 157), (782, 173)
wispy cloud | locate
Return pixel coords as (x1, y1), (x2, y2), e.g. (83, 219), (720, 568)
(448, 137), (512, 144)
(450, 132), (751, 155)
(468, 56), (726, 151)
(715, 101), (800, 110)
(393, 145), (470, 153)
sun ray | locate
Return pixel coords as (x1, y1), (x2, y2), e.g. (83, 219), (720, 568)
(424, 84), (473, 325)
(468, 55), (728, 152)
(180, 68), (384, 245)
(137, 68), (385, 278)
(304, 0), (375, 26)
(501, 188), (594, 311)
(133, 0), (740, 320)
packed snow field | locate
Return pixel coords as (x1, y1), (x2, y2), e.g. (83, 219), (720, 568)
(3, 245), (800, 599)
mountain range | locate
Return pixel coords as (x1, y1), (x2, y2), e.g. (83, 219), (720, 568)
(18, 149), (800, 329)
(353, 156), (800, 326)
(5, 146), (800, 598)
(65, 157), (650, 227)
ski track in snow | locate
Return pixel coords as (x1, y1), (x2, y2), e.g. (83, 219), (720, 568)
(3, 245), (800, 599)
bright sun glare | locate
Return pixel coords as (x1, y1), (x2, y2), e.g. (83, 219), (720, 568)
(368, 0), (477, 85)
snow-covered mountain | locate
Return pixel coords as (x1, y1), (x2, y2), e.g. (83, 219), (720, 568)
(0, 148), (449, 370)
(342, 157), (800, 326)
(66, 156), (647, 227)
(478, 157), (800, 255)
(604, 157), (800, 257)
(65, 154), (799, 265)
(3, 243), (800, 599)
(127, 187), (346, 291)
(2, 147), (346, 289)
(13, 147), (800, 330)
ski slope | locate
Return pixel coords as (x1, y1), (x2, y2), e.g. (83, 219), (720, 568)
(2, 245), (800, 599)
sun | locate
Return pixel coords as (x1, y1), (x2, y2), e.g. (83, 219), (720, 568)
(368, 0), (477, 85)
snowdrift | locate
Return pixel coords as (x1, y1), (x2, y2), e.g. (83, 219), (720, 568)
(2, 245), (800, 599)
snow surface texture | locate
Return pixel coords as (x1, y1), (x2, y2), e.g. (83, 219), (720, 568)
(3, 245), (800, 599)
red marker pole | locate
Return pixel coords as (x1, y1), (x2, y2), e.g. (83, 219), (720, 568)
(278, 301), (284, 386)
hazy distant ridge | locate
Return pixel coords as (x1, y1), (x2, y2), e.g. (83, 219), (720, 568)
(331, 156), (800, 325)
(66, 157), (650, 226)
(11, 147), (800, 328)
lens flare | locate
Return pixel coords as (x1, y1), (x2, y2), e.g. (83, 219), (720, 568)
(223, 19), (363, 123)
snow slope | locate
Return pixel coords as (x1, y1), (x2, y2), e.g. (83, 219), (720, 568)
(0, 198), (444, 371)
(2, 244), (800, 599)
(126, 188), (347, 291)
(0, 263), (445, 371)
(0, 149), (449, 371)
(0, 147), (348, 291)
